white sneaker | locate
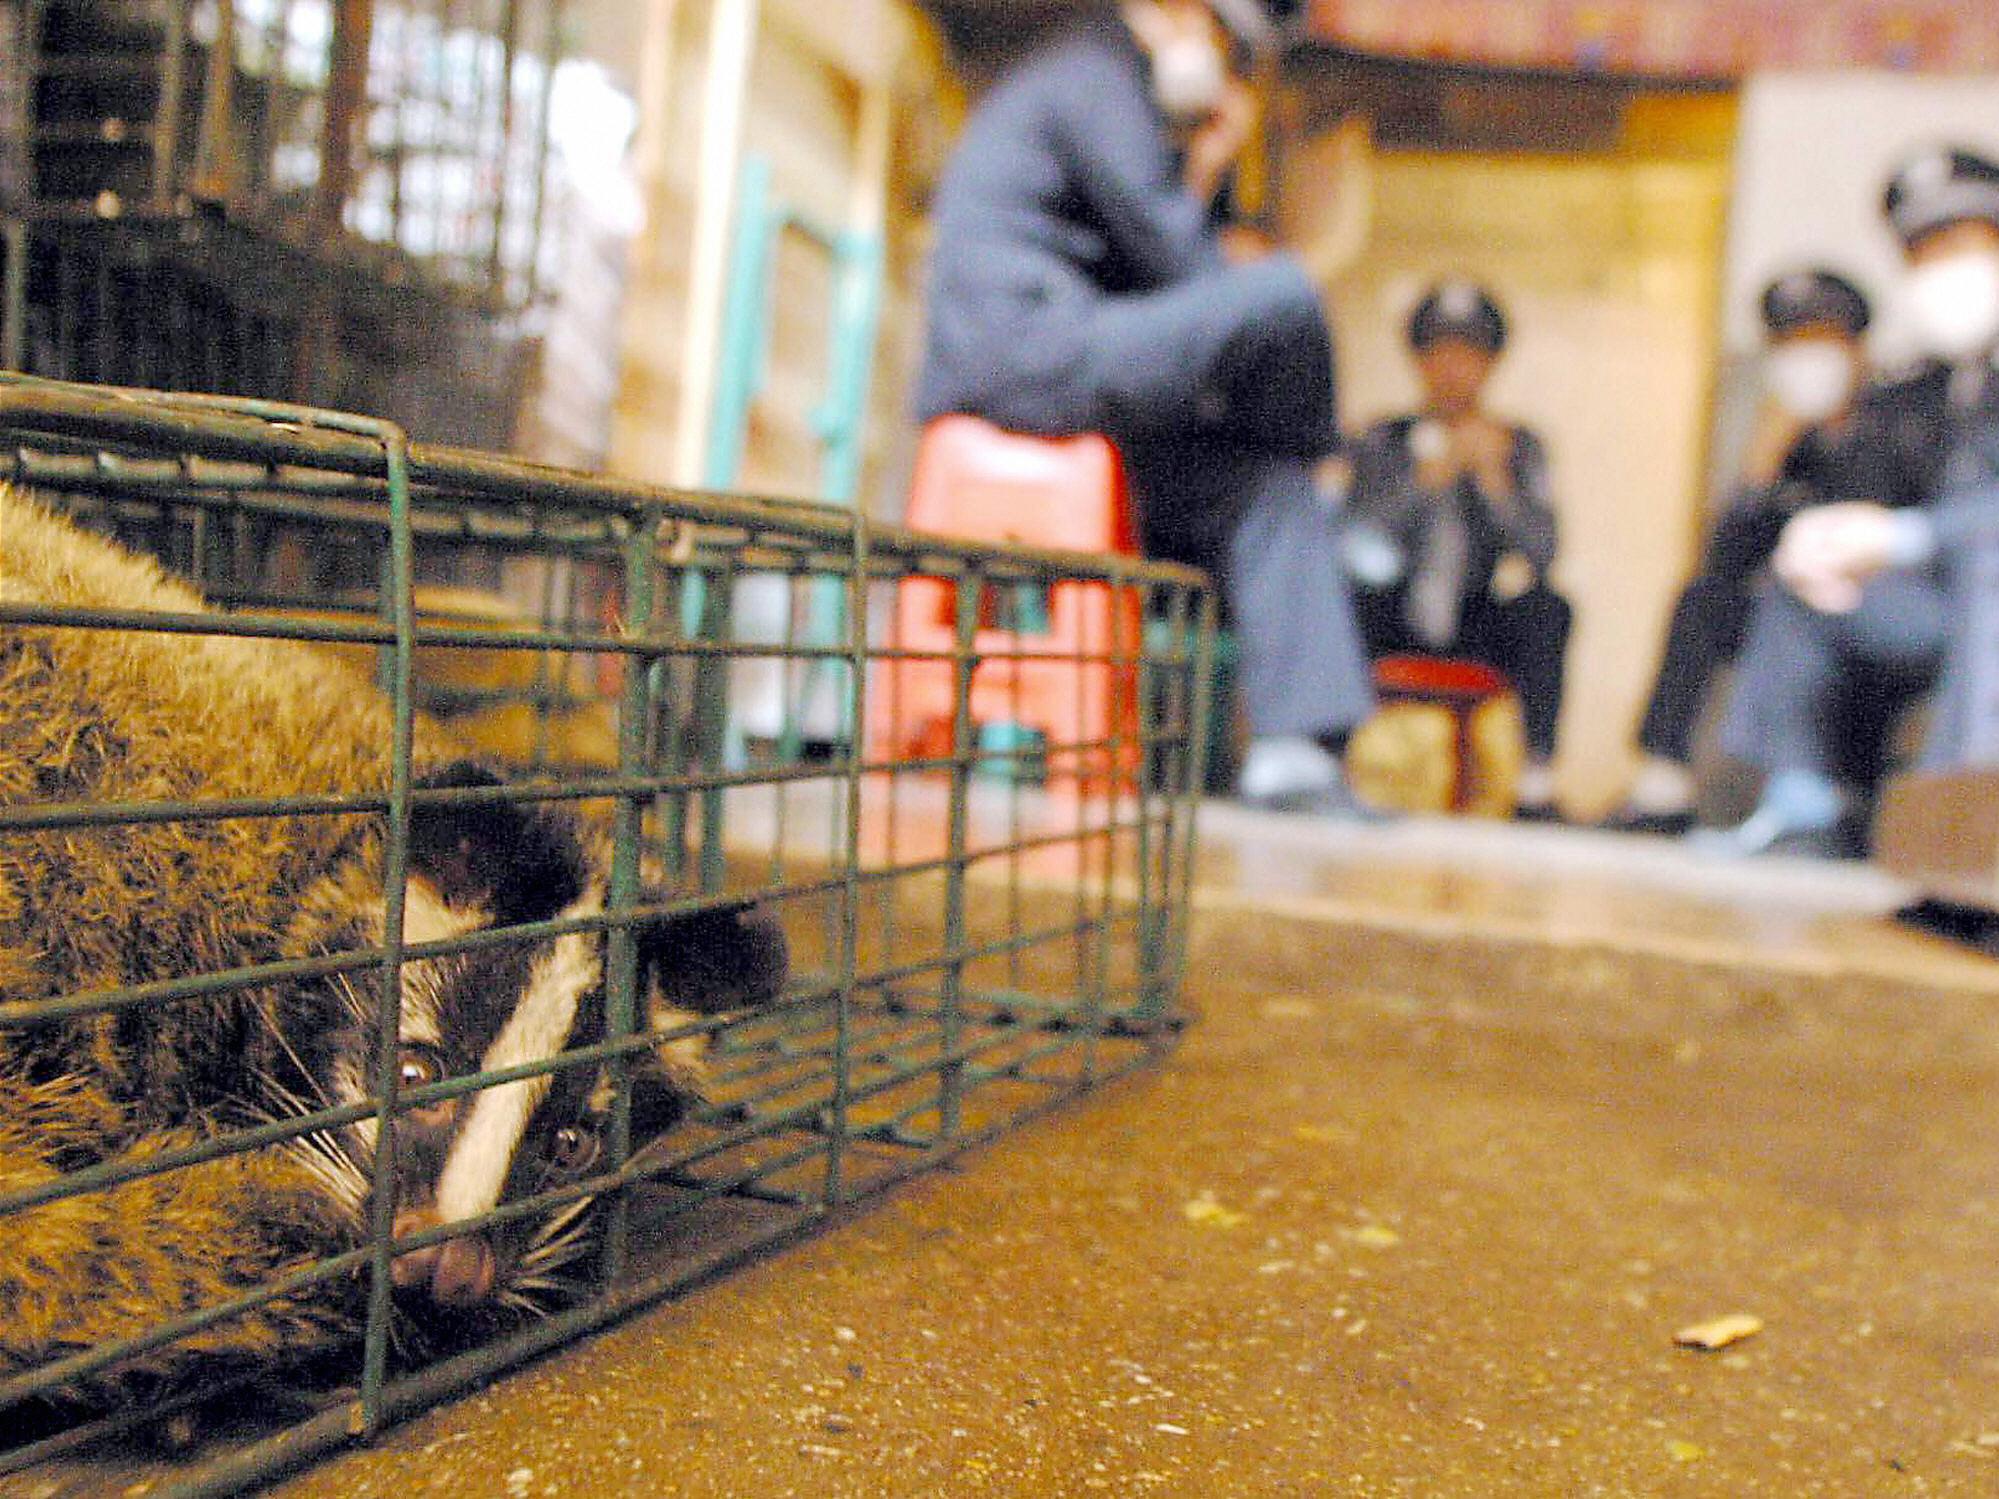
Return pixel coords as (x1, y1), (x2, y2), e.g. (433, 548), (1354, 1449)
(1238, 738), (1393, 821)
(1238, 736), (1342, 804)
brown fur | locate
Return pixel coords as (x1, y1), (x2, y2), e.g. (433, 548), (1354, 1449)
(281, 584), (621, 770)
(0, 490), (410, 1096)
(0, 485), (422, 1398)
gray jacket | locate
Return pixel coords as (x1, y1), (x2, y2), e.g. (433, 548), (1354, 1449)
(915, 13), (1225, 434)
(1344, 414), (1559, 600)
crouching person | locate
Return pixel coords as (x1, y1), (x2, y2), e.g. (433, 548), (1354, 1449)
(1343, 281), (1572, 820)
(1603, 268), (1938, 834)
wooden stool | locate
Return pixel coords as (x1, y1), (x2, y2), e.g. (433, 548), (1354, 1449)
(1347, 654), (1525, 817)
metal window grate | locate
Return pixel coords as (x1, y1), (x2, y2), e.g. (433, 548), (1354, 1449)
(21, 0), (564, 307)
(1, 214), (532, 448)
(0, 372), (1214, 1496)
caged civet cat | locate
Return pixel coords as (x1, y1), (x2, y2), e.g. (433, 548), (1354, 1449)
(0, 484), (787, 1408)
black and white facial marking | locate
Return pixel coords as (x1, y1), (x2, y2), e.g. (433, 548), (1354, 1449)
(256, 763), (789, 1320)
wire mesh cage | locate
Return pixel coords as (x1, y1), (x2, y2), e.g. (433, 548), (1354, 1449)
(3, 0), (573, 448)
(0, 372), (1215, 1495)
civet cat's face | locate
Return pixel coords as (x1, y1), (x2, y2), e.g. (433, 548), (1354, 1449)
(265, 763), (787, 1318)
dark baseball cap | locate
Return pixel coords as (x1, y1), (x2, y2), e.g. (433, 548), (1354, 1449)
(1883, 146), (1999, 245)
(1408, 280), (1507, 354)
(1760, 268), (1871, 338)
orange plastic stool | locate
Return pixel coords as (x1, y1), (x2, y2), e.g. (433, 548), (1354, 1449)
(870, 416), (1144, 792)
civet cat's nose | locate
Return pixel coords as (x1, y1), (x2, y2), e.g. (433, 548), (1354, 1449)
(430, 1231), (497, 1306)
(390, 1207), (497, 1306)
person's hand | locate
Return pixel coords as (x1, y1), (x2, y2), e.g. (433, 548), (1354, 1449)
(1742, 399), (1806, 487)
(1772, 501), (1898, 614)
(1452, 417), (1515, 498)
(1218, 223), (1275, 264)
(1489, 551), (1536, 602)
(1183, 79), (1257, 205)
(1410, 420), (1459, 491)
(1313, 453), (1355, 506)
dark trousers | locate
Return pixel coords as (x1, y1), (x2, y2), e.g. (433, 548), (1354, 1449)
(1094, 256), (1372, 744)
(1126, 439), (1375, 743)
(1719, 574), (1948, 787)
(1081, 256), (1341, 463)
(1922, 532), (1999, 771)
(1354, 582), (1573, 759)
(1635, 574), (1757, 763)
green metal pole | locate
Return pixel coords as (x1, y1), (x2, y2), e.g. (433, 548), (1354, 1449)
(1166, 583), (1220, 1016)
(1132, 581), (1170, 1020)
(352, 415), (417, 1434)
(600, 502), (662, 1286)
(937, 561), (980, 1143)
(693, 550), (738, 894)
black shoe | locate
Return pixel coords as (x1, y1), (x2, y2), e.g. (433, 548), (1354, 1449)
(1242, 778), (1397, 823)
(1765, 816), (1868, 861)
(1598, 804), (1696, 837)
(1512, 800), (1566, 826)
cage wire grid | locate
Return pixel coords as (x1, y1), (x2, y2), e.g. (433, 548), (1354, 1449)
(0, 372), (1215, 1495)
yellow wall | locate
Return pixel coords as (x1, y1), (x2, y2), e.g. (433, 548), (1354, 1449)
(1301, 96), (1735, 814)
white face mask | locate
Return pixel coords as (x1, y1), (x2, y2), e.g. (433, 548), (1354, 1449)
(1764, 340), (1858, 423)
(1149, 35), (1227, 121)
(1905, 249), (1999, 362)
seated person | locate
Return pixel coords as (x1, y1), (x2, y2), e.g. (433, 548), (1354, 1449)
(914, 0), (1381, 818)
(1603, 268), (1939, 834)
(1342, 282), (1571, 819)
(1706, 146), (1999, 856)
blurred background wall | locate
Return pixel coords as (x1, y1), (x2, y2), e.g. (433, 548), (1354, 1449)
(605, 0), (954, 509)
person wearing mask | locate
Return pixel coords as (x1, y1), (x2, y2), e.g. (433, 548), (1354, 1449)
(915, 0), (1382, 818)
(1705, 145), (1999, 856)
(1602, 269), (1937, 834)
(1342, 281), (1571, 820)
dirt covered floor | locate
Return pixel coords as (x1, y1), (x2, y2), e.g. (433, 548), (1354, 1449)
(262, 818), (1999, 1498)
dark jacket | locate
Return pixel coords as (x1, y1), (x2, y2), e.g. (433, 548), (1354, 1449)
(915, 13), (1225, 434)
(1933, 360), (1999, 548)
(1705, 363), (1948, 583)
(1920, 359), (1999, 770)
(1344, 414), (1560, 603)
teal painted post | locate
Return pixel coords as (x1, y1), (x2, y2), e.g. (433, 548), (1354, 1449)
(778, 227), (884, 760)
